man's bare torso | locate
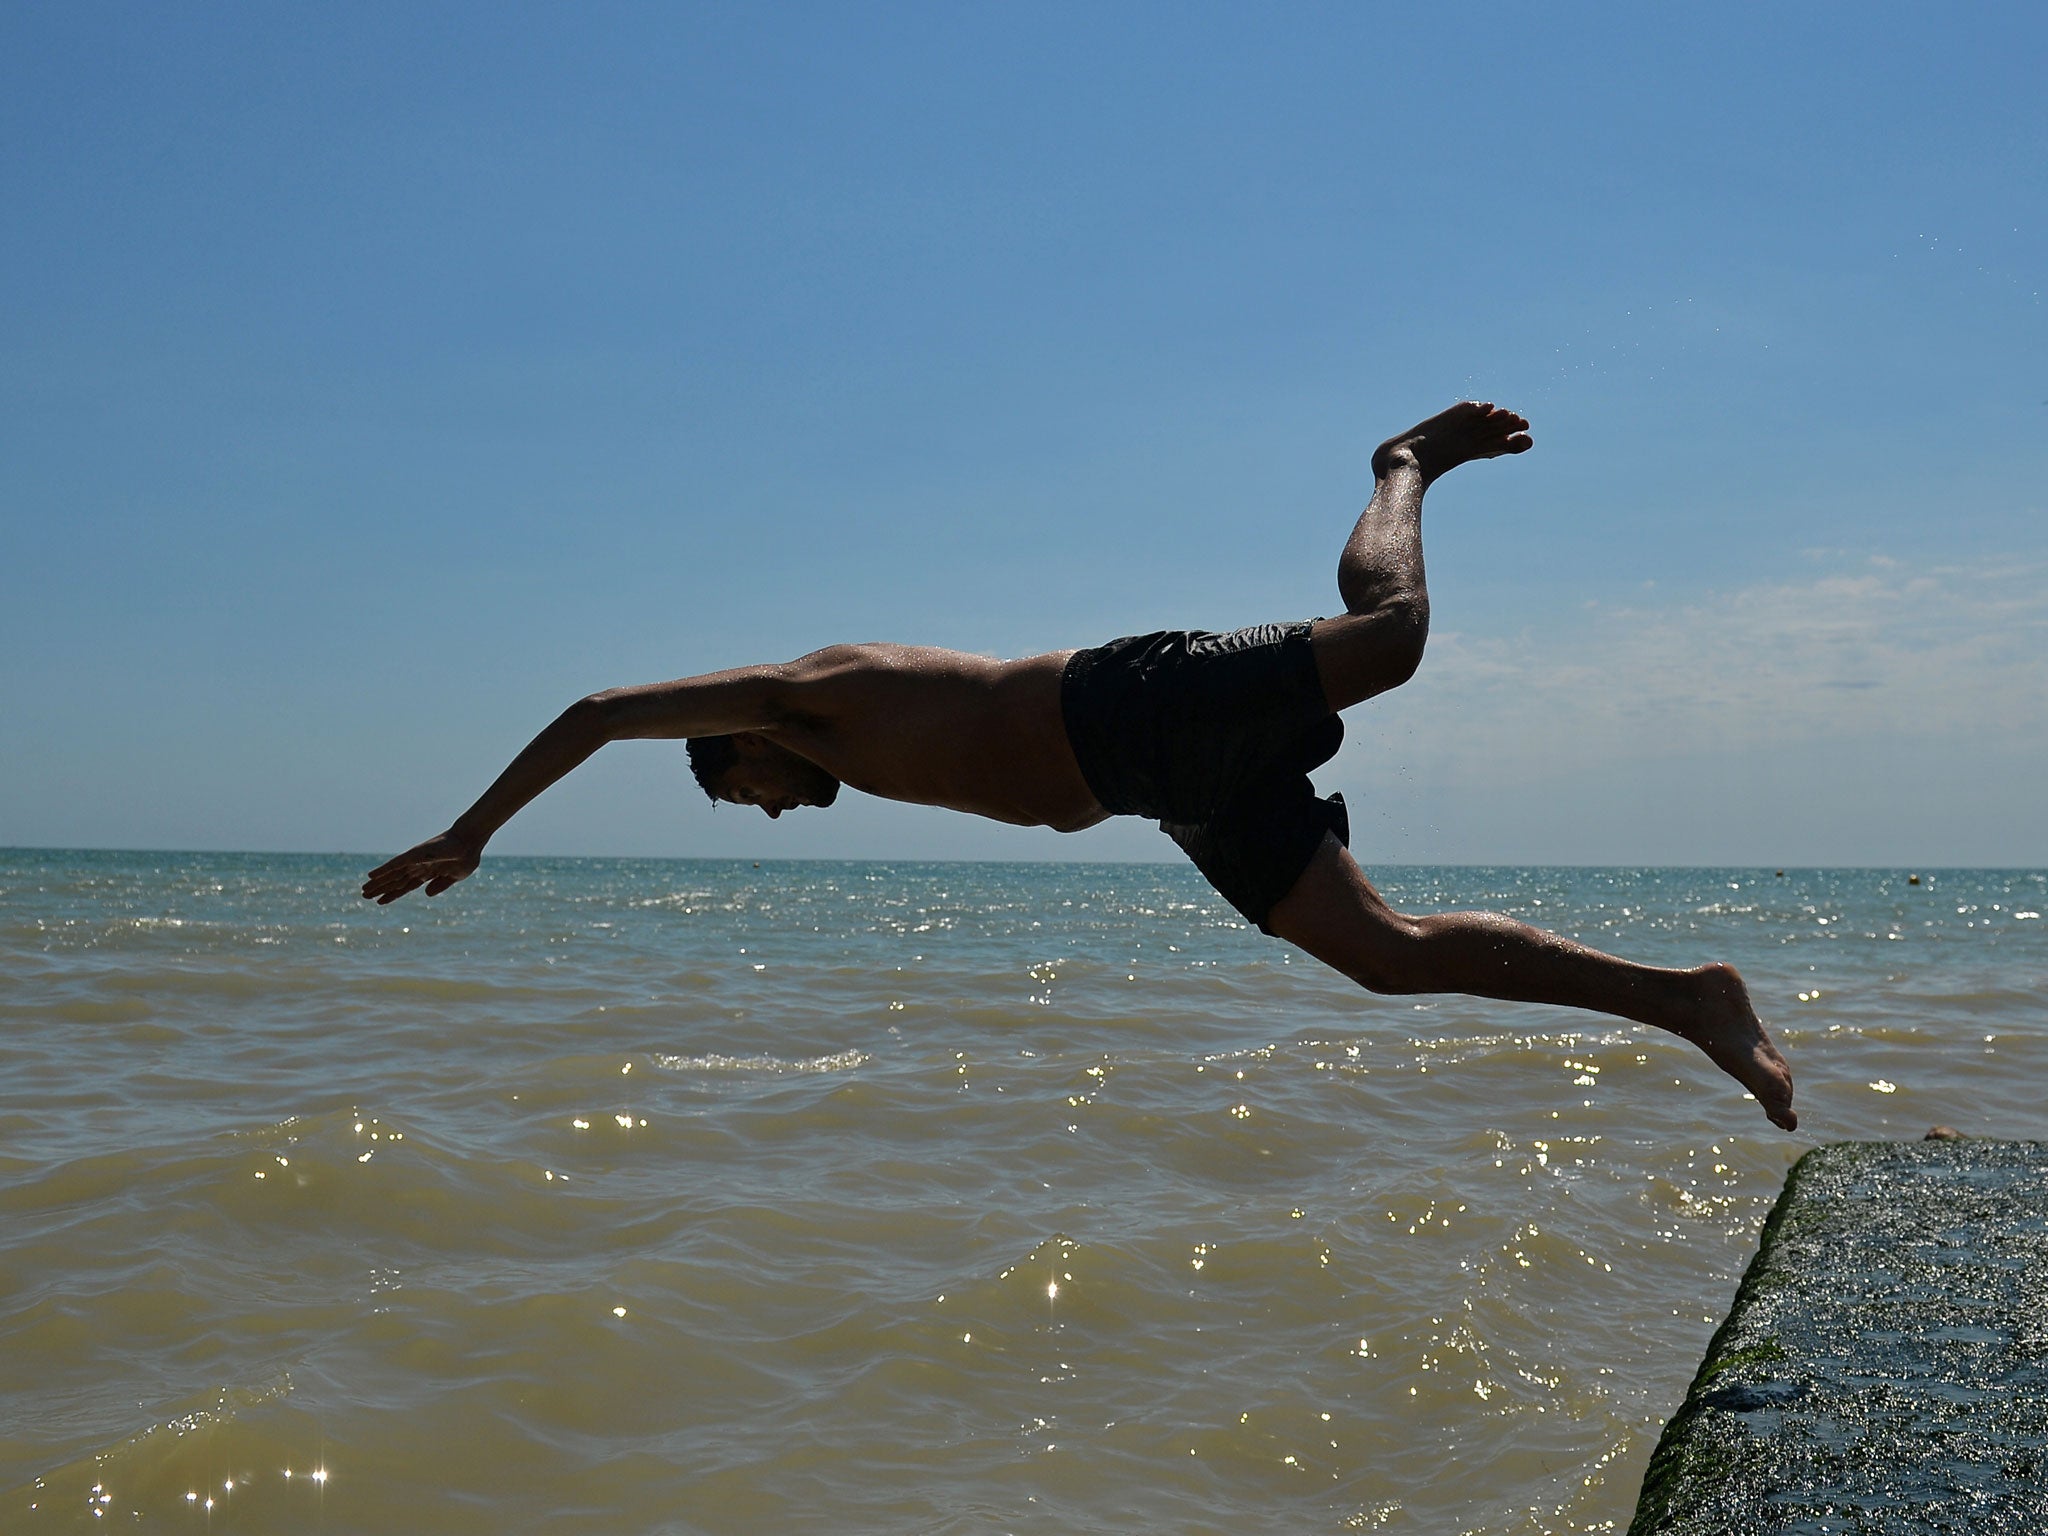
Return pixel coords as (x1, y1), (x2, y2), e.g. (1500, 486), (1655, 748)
(761, 643), (1109, 831)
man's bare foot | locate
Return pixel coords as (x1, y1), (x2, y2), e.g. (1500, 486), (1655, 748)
(1372, 401), (1533, 484)
(1671, 963), (1798, 1131)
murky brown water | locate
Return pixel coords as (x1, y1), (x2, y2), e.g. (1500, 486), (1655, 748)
(4, 852), (2042, 1532)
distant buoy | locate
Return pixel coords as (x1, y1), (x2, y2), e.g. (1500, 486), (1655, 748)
(1775, 870), (1785, 878)
(1908, 874), (1921, 886)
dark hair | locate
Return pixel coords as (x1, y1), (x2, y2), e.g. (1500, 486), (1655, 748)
(686, 735), (739, 802)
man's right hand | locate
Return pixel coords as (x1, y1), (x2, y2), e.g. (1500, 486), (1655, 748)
(361, 831), (483, 904)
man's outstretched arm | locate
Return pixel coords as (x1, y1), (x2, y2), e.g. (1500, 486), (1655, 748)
(360, 664), (793, 905)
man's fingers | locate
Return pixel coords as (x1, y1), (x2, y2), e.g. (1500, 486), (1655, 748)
(363, 866), (425, 901)
(364, 838), (474, 903)
(363, 862), (468, 902)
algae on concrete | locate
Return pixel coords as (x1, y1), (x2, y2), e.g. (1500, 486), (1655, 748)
(1630, 1139), (2048, 1535)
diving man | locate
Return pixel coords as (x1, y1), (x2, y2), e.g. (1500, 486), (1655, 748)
(363, 403), (1796, 1130)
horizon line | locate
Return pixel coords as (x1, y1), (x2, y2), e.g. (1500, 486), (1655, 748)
(4, 845), (2042, 874)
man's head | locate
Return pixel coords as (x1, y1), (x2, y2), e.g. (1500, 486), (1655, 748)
(687, 733), (841, 818)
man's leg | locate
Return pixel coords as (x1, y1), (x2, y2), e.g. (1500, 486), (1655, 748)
(1266, 836), (1798, 1130)
(1310, 401), (1532, 712)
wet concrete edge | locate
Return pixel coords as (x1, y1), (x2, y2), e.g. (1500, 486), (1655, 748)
(1627, 1138), (2048, 1535)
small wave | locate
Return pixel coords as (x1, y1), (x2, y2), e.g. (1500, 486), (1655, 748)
(25, 995), (155, 1024)
(653, 1049), (869, 1075)
(10, 1373), (304, 1527)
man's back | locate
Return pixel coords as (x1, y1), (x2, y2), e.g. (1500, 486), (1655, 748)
(759, 643), (1106, 830)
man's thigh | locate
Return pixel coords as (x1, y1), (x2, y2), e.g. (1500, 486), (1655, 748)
(1164, 776), (1347, 935)
(1262, 834), (1418, 986)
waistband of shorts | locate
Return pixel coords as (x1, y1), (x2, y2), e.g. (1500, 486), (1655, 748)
(1059, 643), (1128, 814)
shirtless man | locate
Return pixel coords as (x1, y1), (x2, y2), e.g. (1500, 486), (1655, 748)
(363, 403), (1797, 1131)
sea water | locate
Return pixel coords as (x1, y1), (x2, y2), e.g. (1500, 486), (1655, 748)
(3, 850), (2044, 1533)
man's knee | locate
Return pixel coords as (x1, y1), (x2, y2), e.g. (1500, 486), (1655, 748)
(1337, 913), (1431, 994)
(1311, 597), (1429, 709)
(1375, 597), (1429, 689)
(1350, 595), (1430, 691)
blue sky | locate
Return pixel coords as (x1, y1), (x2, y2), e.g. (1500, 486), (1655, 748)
(4, 4), (2043, 865)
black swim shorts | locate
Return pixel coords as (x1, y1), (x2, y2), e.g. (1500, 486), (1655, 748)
(1060, 620), (1350, 933)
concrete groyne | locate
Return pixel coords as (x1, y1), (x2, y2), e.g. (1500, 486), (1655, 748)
(1630, 1139), (2048, 1534)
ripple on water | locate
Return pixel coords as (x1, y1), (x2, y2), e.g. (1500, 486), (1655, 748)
(653, 1049), (871, 1075)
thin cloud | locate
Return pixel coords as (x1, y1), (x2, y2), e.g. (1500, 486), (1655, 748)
(1358, 554), (2048, 772)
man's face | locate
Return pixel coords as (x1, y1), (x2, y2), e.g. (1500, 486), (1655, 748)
(718, 740), (841, 819)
